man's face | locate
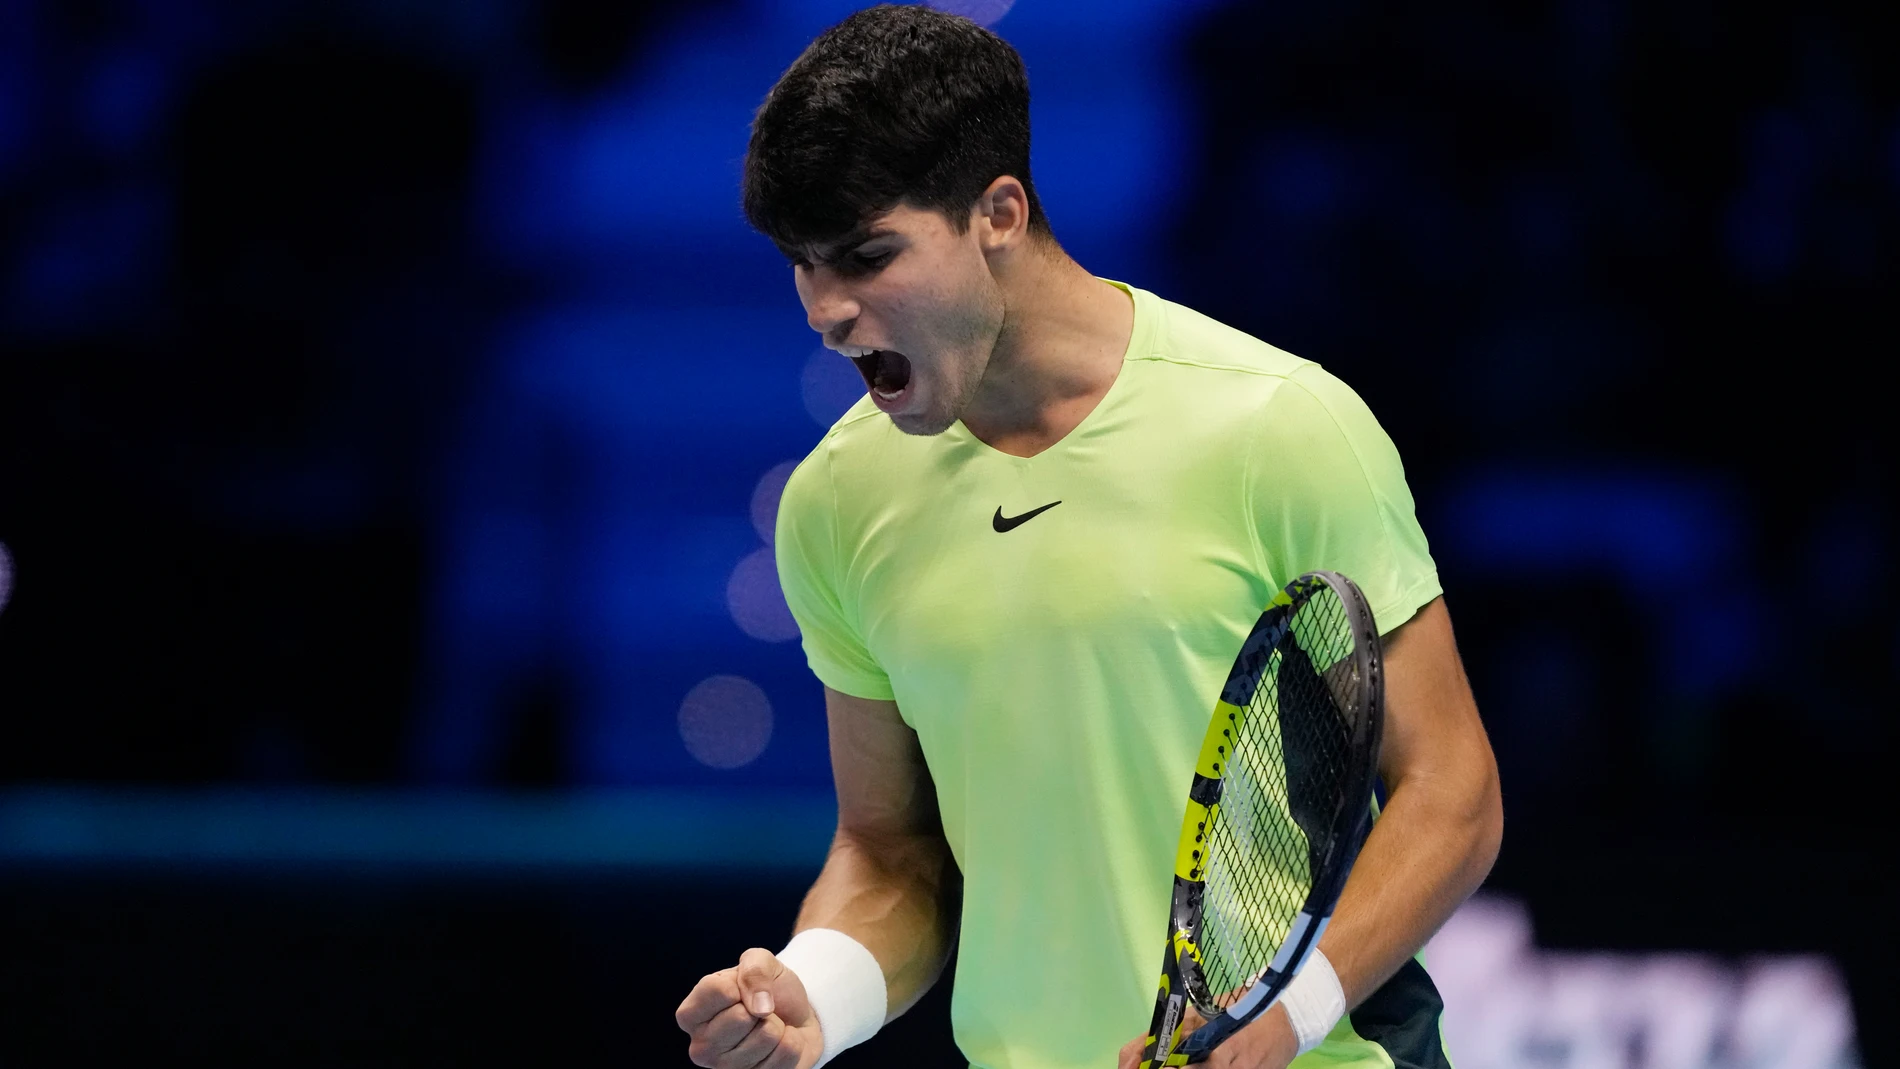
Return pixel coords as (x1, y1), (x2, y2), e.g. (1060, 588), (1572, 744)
(793, 203), (1005, 436)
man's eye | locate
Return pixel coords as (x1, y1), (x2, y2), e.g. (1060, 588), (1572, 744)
(846, 250), (893, 273)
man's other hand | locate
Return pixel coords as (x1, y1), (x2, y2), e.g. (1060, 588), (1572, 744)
(1116, 1004), (1298, 1069)
(677, 947), (824, 1069)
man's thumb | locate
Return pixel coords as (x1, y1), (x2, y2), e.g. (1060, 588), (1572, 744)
(734, 947), (786, 1017)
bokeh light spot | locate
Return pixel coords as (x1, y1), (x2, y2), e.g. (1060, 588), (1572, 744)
(0, 541), (12, 615)
(926, 0), (1015, 27)
(751, 460), (800, 546)
(727, 547), (800, 643)
(678, 675), (773, 770)
(801, 346), (865, 427)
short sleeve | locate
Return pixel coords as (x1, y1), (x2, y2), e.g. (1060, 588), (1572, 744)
(774, 445), (895, 700)
(1249, 365), (1442, 635)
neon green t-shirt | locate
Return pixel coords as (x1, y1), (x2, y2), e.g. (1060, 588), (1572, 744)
(775, 282), (1446, 1069)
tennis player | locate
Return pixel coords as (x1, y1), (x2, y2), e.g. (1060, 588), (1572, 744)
(675, 7), (1502, 1069)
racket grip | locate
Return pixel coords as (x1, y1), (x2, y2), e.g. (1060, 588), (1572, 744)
(1137, 948), (1187, 1069)
(1136, 1002), (1177, 1068)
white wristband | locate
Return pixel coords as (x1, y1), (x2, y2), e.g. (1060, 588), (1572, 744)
(776, 928), (887, 1067)
(1279, 949), (1346, 1054)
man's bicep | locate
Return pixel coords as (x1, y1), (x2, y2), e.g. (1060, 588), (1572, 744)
(824, 686), (941, 840)
(1375, 597), (1499, 800)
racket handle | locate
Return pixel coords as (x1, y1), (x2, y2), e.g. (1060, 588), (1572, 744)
(1137, 953), (1188, 1069)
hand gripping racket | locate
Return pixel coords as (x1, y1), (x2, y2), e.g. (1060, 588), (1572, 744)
(1137, 571), (1385, 1067)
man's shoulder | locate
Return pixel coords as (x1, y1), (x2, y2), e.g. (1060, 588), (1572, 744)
(799, 396), (930, 473)
(1134, 289), (1316, 383)
(814, 395), (898, 451)
(778, 398), (927, 512)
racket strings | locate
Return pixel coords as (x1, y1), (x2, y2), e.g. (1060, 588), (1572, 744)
(1192, 588), (1362, 1012)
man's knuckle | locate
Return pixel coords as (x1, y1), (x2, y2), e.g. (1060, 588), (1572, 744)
(730, 1043), (774, 1069)
(762, 1040), (800, 1069)
(709, 1003), (750, 1034)
(739, 1018), (782, 1062)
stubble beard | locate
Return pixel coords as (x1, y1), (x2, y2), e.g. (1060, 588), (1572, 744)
(890, 349), (985, 436)
(889, 284), (1005, 437)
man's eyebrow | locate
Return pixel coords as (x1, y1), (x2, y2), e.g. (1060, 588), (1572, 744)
(809, 226), (895, 265)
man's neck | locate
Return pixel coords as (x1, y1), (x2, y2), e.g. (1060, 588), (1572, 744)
(960, 249), (1135, 458)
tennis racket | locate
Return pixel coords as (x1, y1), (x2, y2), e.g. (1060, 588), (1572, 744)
(1136, 570), (1385, 1067)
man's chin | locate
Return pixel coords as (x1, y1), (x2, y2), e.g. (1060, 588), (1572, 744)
(888, 410), (959, 436)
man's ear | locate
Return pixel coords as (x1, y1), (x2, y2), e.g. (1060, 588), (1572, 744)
(974, 175), (1031, 252)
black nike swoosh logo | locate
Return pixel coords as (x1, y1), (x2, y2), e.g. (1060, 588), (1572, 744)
(993, 501), (1061, 532)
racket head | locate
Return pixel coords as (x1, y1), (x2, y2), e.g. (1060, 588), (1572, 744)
(1140, 570), (1384, 1065)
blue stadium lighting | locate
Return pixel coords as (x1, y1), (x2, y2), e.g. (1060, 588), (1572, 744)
(728, 547), (801, 644)
(677, 675), (775, 770)
(0, 787), (831, 870)
(924, 0), (1016, 28)
(802, 346), (866, 427)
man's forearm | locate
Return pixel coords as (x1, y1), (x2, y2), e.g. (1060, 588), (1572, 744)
(1317, 768), (1502, 1008)
(794, 827), (961, 1020)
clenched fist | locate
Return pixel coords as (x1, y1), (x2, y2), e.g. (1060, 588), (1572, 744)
(1116, 1004), (1298, 1069)
(676, 947), (825, 1069)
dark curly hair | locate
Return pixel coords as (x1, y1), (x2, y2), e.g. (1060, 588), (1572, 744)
(743, 4), (1051, 259)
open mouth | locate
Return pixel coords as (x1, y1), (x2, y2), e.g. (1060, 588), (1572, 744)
(849, 349), (913, 400)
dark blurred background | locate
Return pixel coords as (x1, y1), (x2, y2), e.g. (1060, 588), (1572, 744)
(0, 0), (1892, 1065)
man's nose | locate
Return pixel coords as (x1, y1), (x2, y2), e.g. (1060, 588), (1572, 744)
(800, 267), (860, 338)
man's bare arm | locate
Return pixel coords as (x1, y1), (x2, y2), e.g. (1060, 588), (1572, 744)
(795, 685), (960, 1019)
(1319, 595), (1502, 1005)
(678, 687), (956, 1069)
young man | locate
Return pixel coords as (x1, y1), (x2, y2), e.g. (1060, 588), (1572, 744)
(676, 7), (1501, 1069)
